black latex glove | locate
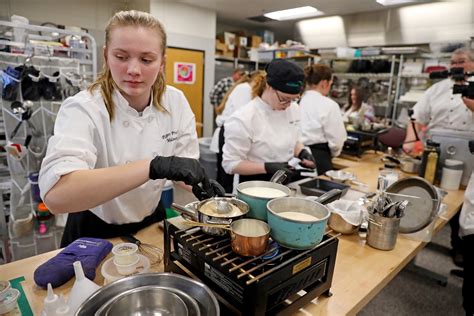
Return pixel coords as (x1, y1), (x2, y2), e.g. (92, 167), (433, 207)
(192, 179), (227, 201)
(264, 162), (295, 184)
(149, 156), (208, 185)
(298, 149), (315, 164)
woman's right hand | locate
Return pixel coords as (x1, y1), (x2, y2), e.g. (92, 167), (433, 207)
(149, 156), (208, 184)
(150, 156), (225, 200)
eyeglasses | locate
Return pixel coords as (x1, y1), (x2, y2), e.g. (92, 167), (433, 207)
(274, 89), (300, 105)
(451, 59), (467, 66)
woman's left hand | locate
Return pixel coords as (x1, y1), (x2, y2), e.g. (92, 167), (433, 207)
(298, 149), (316, 169)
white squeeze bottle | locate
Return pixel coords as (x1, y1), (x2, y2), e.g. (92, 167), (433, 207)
(41, 283), (60, 316)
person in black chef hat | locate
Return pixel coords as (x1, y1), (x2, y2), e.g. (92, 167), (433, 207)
(221, 59), (316, 185)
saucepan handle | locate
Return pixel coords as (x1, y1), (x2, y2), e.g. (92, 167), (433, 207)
(316, 189), (342, 205)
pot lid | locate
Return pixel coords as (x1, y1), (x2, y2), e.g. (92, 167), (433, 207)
(198, 198), (249, 218)
(386, 177), (439, 233)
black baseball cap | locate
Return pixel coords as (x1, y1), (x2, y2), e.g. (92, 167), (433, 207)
(265, 59), (304, 94)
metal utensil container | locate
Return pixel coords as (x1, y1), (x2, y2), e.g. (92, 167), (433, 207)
(367, 213), (401, 251)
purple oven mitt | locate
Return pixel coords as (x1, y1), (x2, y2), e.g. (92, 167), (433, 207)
(34, 237), (112, 288)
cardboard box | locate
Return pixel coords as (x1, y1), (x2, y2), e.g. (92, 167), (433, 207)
(248, 35), (262, 48)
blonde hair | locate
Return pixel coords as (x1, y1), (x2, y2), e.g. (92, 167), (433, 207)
(251, 71), (268, 98)
(88, 10), (167, 120)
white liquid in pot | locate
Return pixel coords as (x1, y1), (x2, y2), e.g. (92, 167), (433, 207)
(278, 212), (320, 221)
(241, 187), (287, 198)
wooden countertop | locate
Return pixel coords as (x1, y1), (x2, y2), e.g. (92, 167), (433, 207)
(0, 152), (465, 316)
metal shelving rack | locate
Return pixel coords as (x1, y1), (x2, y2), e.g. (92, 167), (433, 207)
(0, 19), (97, 261)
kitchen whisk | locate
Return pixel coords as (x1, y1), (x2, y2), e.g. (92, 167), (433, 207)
(121, 235), (163, 265)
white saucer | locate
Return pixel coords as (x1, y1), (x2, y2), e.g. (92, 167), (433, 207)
(101, 254), (150, 285)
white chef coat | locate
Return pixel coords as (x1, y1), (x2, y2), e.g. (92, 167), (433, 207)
(210, 82), (252, 153)
(413, 79), (474, 131)
(222, 96), (301, 174)
(460, 171), (474, 237)
(39, 86), (199, 224)
(299, 90), (347, 157)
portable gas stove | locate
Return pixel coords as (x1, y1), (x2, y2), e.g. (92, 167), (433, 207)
(164, 217), (339, 315)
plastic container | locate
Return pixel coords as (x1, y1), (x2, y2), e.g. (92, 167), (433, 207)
(35, 232), (56, 254)
(440, 159), (464, 190)
(0, 288), (20, 314)
(101, 254), (150, 285)
(10, 234), (36, 261)
(28, 172), (41, 203)
(0, 281), (11, 299)
(161, 181), (179, 219)
(367, 213), (401, 251)
(113, 255), (140, 276)
(377, 169), (399, 190)
(112, 243), (138, 265)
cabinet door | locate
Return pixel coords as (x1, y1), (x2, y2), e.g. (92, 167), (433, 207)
(165, 47), (204, 137)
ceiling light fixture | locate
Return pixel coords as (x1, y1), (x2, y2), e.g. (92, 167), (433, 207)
(264, 6), (323, 21)
(376, 0), (421, 6)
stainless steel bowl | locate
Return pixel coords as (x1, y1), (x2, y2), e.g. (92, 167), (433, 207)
(400, 158), (421, 174)
(328, 212), (359, 234)
(76, 273), (218, 316)
(105, 287), (188, 315)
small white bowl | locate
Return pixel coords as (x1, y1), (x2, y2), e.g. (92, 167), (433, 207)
(113, 254), (140, 276)
(112, 243), (138, 265)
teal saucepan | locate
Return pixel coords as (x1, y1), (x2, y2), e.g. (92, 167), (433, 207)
(266, 189), (342, 249)
(236, 181), (291, 221)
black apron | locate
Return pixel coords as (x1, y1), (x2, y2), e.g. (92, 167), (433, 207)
(216, 126), (235, 193)
(60, 201), (165, 247)
(309, 142), (333, 175)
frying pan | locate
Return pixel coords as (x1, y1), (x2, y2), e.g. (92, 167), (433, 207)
(386, 177), (440, 233)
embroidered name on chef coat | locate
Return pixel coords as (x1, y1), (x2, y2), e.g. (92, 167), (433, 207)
(162, 130), (178, 142)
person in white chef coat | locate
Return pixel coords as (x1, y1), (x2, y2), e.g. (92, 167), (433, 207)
(404, 48), (474, 152)
(222, 59), (316, 184)
(299, 64), (347, 175)
(210, 72), (255, 192)
(403, 48), (474, 267)
(39, 10), (218, 247)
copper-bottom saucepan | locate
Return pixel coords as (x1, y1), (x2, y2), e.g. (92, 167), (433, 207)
(183, 218), (270, 257)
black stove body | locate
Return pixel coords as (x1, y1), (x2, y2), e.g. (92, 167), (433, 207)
(164, 218), (339, 316)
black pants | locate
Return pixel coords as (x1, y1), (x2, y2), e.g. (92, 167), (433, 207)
(309, 143), (333, 175)
(60, 201), (165, 247)
(463, 234), (474, 315)
(451, 210), (462, 252)
(216, 126), (235, 193)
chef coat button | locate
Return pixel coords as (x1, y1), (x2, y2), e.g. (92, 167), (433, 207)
(148, 116), (154, 123)
(123, 121), (130, 127)
(450, 109), (454, 112)
(125, 160), (131, 164)
(463, 122), (466, 125)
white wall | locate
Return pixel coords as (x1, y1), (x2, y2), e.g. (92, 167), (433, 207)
(150, 0), (216, 137)
(297, 0), (474, 48)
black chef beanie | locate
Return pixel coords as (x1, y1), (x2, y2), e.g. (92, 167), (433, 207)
(265, 59), (304, 95)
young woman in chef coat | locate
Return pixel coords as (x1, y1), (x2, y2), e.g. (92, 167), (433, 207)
(222, 59), (316, 183)
(39, 10), (217, 246)
(210, 71), (264, 192)
(299, 64), (347, 174)
(342, 85), (375, 124)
